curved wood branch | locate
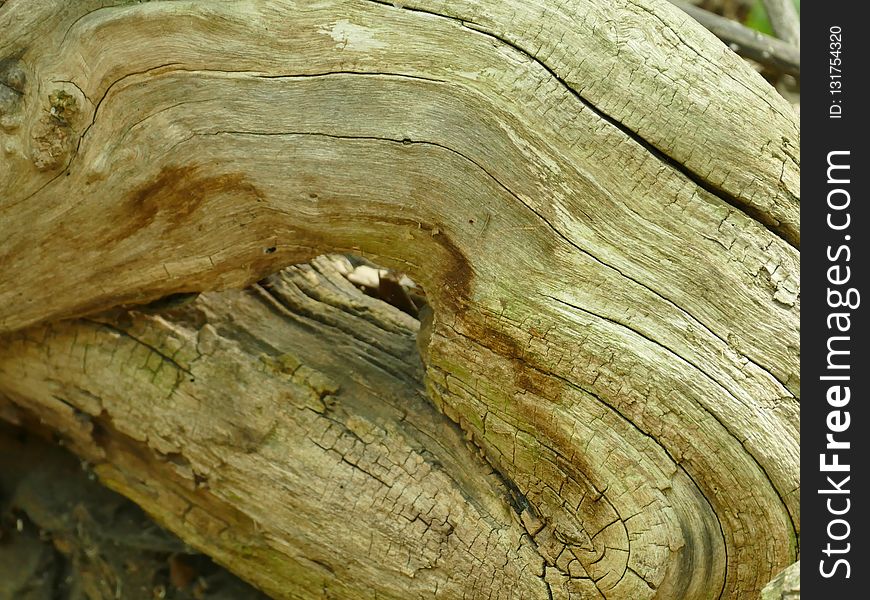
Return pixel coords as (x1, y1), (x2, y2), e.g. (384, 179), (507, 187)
(1, 1), (799, 598)
(669, 0), (801, 77)
(761, 0), (800, 48)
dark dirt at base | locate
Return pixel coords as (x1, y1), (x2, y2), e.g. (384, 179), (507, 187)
(0, 422), (270, 600)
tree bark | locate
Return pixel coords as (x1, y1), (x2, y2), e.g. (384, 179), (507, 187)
(1, 1), (799, 598)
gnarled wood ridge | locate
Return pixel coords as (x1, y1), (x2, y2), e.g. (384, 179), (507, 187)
(0, 1), (799, 598)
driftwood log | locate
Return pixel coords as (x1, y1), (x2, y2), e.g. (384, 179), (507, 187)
(1, 0), (799, 598)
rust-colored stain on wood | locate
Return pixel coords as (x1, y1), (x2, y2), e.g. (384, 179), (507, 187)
(127, 165), (263, 230)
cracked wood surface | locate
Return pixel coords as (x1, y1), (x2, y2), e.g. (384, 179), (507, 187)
(2, 259), (560, 599)
(1, 1), (799, 598)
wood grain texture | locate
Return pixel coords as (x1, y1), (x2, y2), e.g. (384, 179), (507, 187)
(2, 259), (560, 599)
(0, 1), (799, 598)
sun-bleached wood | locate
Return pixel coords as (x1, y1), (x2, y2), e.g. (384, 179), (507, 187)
(760, 561), (800, 600)
(1, 0), (799, 598)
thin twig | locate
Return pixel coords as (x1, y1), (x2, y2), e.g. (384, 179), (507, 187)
(761, 0), (800, 47)
(669, 0), (800, 78)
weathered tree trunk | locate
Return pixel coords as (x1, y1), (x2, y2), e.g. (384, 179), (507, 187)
(1, 0), (799, 598)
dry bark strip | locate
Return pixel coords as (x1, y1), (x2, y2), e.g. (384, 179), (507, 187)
(0, 1), (799, 598)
